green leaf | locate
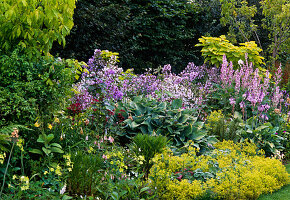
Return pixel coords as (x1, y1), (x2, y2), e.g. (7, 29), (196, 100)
(29, 148), (43, 155)
(50, 147), (64, 154)
(140, 187), (150, 194)
(130, 121), (140, 129)
(37, 134), (45, 143)
(46, 134), (54, 143)
(62, 195), (73, 200)
(42, 147), (51, 155)
(51, 143), (62, 148)
(191, 132), (205, 140)
(172, 99), (182, 109)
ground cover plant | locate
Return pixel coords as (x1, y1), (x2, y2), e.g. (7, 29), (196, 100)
(1, 0), (290, 199)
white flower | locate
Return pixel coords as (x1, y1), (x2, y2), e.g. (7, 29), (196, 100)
(238, 59), (244, 66)
(60, 184), (66, 194)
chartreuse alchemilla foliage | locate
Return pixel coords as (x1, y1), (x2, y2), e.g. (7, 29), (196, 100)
(149, 140), (289, 200)
(196, 35), (265, 69)
(0, 0), (76, 57)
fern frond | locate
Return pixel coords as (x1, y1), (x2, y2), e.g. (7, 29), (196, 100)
(0, 124), (32, 152)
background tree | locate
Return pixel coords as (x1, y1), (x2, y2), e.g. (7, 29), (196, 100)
(0, 0), (76, 58)
(218, 0), (290, 66)
(52, 0), (227, 73)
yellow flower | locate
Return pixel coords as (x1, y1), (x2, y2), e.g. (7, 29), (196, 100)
(12, 175), (17, 180)
(48, 123), (53, 130)
(55, 165), (62, 176)
(34, 121), (40, 127)
(54, 117), (60, 123)
(44, 171), (48, 175)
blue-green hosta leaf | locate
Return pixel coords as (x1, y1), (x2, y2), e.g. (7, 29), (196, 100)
(158, 102), (167, 110)
(130, 121), (140, 129)
(178, 114), (189, 123)
(172, 99), (182, 109)
(191, 132), (205, 141)
(140, 126), (148, 134)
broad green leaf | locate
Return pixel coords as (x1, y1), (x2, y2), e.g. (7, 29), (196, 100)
(50, 147), (64, 154)
(29, 148), (43, 155)
(42, 147), (51, 155)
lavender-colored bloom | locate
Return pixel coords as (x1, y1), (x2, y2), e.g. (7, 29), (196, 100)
(229, 97), (236, 105)
(240, 101), (246, 109)
(272, 86), (283, 108)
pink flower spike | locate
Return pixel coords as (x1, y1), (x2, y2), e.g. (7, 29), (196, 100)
(108, 136), (114, 143)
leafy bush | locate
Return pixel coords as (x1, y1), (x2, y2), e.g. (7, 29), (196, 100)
(0, 48), (80, 128)
(240, 120), (286, 157)
(196, 35), (264, 68)
(0, 0), (76, 57)
(115, 96), (217, 148)
(149, 140), (289, 200)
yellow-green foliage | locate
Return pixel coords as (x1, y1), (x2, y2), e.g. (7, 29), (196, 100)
(206, 110), (224, 132)
(149, 140), (289, 200)
(0, 0), (76, 56)
(196, 35), (264, 69)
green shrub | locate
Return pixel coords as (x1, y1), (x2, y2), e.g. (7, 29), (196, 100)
(0, 48), (80, 128)
(68, 151), (104, 196)
(0, 0), (76, 57)
(206, 110), (243, 141)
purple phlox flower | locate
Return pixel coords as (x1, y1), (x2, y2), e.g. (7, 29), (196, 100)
(220, 55), (234, 88)
(162, 64), (172, 74)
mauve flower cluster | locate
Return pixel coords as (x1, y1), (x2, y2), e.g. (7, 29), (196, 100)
(220, 54), (283, 113)
(72, 49), (213, 109)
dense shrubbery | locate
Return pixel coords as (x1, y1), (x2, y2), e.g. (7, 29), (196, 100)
(51, 0), (226, 72)
(1, 0), (289, 199)
(0, 48), (81, 127)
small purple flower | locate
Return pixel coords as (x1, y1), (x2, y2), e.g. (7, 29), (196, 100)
(239, 101), (246, 109)
(229, 97), (236, 105)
